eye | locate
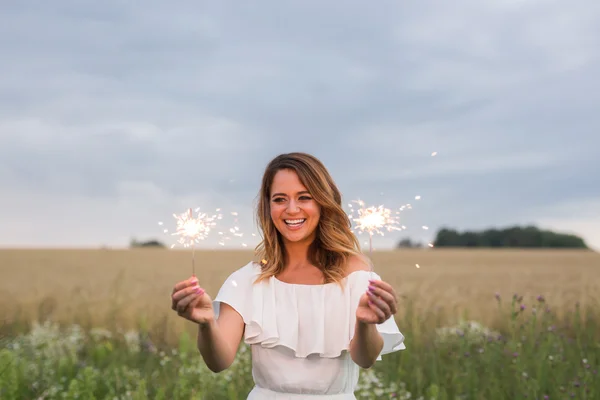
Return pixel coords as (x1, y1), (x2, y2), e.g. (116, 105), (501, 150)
(272, 197), (286, 203)
(299, 196), (312, 201)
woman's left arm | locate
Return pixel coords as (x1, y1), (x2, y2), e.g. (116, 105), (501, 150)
(350, 279), (398, 368)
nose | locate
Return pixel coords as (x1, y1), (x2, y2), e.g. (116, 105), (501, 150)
(287, 200), (300, 214)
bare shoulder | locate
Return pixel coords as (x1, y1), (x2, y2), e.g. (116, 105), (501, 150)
(345, 254), (372, 276)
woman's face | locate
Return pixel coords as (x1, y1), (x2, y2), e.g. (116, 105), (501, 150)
(269, 169), (321, 246)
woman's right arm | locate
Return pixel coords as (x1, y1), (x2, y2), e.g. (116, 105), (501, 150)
(171, 276), (245, 373)
(196, 303), (244, 373)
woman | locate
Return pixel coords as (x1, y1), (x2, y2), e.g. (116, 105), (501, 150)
(171, 152), (405, 399)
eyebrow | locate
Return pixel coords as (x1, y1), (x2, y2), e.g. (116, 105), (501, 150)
(271, 191), (311, 198)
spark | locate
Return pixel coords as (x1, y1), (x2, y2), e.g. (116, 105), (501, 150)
(162, 208), (221, 249)
(415, 195), (421, 200)
(159, 207), (221, 276)
(416, 264), (421, 269)
(431, 151), (438, 157)
(348, 200), (402, 242)
(348, 200), (403, 276)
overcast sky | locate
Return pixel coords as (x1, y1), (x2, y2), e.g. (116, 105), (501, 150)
(1, 1), (598, 251)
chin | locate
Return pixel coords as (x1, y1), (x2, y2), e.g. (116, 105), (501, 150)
(279, 228), (316, 244)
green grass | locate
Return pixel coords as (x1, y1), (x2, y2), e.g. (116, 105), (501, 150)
(1, 294), (598, 400)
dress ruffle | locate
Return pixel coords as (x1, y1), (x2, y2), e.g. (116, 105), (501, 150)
(213, 261), (405, 359)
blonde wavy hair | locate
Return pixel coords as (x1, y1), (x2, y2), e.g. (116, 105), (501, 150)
(253, 152), (363, 285)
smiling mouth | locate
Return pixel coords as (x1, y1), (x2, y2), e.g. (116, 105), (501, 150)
(284, 218), (306, 228)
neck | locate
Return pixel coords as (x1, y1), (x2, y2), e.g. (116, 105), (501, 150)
(283, 239), (313, 270)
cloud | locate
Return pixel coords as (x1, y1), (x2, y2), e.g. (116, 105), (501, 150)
(0, 1), (598, 249)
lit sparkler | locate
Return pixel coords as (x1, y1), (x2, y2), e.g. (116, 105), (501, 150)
(348, 200), (403, 252)
(348, 200), (405, 277)
(158, 207), (221, 276)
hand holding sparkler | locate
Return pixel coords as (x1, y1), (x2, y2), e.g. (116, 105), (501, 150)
(356, 278), (399, 325)
(171, 275), (215, 325)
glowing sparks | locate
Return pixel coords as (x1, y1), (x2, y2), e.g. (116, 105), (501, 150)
(158, 207), (222, 276)
(217, 211), (245, 246)
(349, 200), (402, 238)
(348, 200), (404, 257)
(159, 208), (221, 249)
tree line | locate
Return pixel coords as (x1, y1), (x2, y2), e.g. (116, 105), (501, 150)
(397, 225), (588, 249)
(130, 225), (589, 250)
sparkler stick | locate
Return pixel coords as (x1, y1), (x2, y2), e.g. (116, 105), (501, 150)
(158, 207), (221, 276)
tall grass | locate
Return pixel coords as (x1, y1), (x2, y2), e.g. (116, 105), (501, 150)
(1, 292), (598, 399)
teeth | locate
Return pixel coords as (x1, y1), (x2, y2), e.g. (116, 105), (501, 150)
(285, 219), (305, 224)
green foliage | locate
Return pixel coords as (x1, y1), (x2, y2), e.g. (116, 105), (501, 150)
(433, 225), (589, 248)
(1, 298), (599, 399)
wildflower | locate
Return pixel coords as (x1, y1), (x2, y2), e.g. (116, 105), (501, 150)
(513, 352), (519, 358)
(543, 396), (549, 400)
(537, 295), (545, 302)
(495, 292), (501, 301)
(520, 304), (526, 311)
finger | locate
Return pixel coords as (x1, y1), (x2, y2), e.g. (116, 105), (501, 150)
(367, 291), (391, 319)
(368, 279), (396, 296)
(172, 276), (199, 295)
(367, 300), (386, 322)
(188, 293), (204, 309)
(172, 285), (203, 310)
(172, 286), (199, 310)
(368, 280), (398, 307)
(367, 285), (397, 314)
(172, 282), (204, 304)
(176, 288), (205, 314)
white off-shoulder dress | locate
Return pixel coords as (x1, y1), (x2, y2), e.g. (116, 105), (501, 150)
(213, 261), (406, 399)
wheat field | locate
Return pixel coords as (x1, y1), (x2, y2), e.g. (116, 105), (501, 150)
(1, 248), (598, 343)
(2, 248), (600, 399)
